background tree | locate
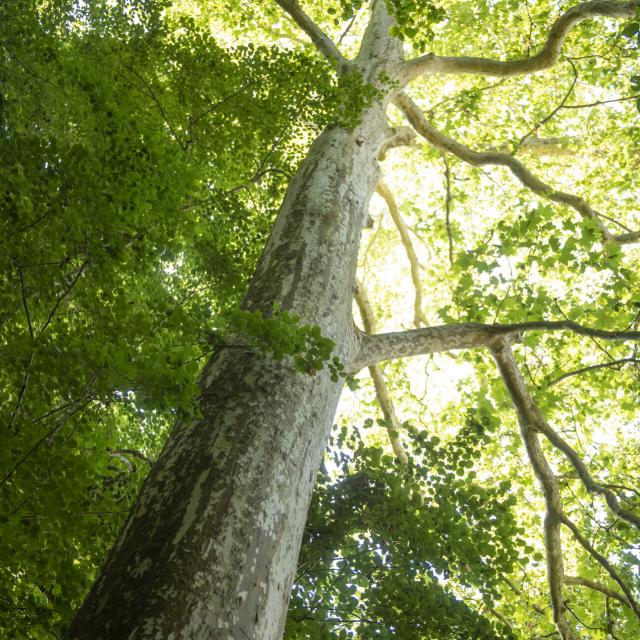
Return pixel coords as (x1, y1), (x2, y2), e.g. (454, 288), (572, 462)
(1, 0), (639, 638)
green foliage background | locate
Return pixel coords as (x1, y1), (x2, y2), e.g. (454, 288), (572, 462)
(1, 0), (639, 638)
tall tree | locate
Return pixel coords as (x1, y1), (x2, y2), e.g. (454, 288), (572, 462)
(2, 0), (640, 638)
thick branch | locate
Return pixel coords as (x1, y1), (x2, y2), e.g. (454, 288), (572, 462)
(274, 0), (347, 67)
(352, 319), (640, 372)
(377, 180), (427, 327)
(377, 126), (417, 160)
(354, 280), (408, 463)
(394, 92), (639, 245)
(398, 1), (640, 84)
(564, 575), (632, 608)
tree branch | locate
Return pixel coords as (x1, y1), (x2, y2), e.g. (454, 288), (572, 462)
(517, 57), (579, 149)
(352, 319), (640, 372)
(562, 93), (640, 109)
(491, 341), (577, 640)
(561, 516), (640, 618)
(398, 1), (640, 85)
(377, 126), (417, 160)
(490, 341), (640, 622)
(7, 353), (34, 430)
(376, 180), (427, 327)
(564, 575), (632, 608)
(443, 156), (454, 266)
(537, 420), (640, 529)
(546, 357), (640, 387)
(37, 259), (88, 340)
(354, 280), (408, 463)
(274, 0), (347, 67)
(18, 266), (34, 339)
(394, 92), (639, 245)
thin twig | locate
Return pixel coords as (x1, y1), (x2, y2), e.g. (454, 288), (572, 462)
(546, 357), (639, 387)
(354, 279), (408, 463)
(442, 156), (454, 266)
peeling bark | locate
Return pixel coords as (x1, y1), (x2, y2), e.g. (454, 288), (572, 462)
(67, 3), (402, 638)
(65, 1), (640, 637)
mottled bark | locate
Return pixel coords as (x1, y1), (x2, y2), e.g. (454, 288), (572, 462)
(66, 119), (387, 640)
(66, 3), (402, 637)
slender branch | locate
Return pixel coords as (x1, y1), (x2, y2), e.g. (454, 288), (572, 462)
(537, 420), (640, 529)
(18, 266), (34, 339)
(603, 482), (640, 499)
(564, 575), (632, 607)
(354, 280), (408, 463)
(546, 357), (640, 387)
(554, 299), (615, 364)
(126, 66), (187, 151)
(274, 0), (347, 67)
(394, 92), (639, 245)
(501, 575), (547, 616)
(442, 156), (454, 266)
(377, 180), (427, 327)
(486, 604), (512, 629)
(189, 79), (260, 128)
(0, 421), (66, 489)
(337, 8), (360, 46)
(37, 260), (88, 340)
(398, 1), (640, 85)
(562, 93), (640, 109)
(425, 79), (508, 118)
(352, 319), (640, 372)
(518, 58), (579, 149)
(7, 353), (34, 430)
(491, 341), (577, 640)
(562, 516), (640, 618)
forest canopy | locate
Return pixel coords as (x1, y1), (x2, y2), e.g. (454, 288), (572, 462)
(1, 0), (640, 638)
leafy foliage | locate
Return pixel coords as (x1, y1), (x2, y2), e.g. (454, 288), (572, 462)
(1, 0), (640, 638)
(287, 412), (523, 639)
(0, 0), (369, 634)
(211, 307), (356, 386)
(386, 0), (446, 51)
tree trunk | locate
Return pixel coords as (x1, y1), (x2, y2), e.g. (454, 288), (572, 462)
(66, 108), (389, 639)
(67, 2), (402, 635)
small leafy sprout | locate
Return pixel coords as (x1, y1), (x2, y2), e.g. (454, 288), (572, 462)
(215, 306), (358, 387)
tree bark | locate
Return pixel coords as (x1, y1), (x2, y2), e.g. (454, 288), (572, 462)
(66, 2), (406, 636)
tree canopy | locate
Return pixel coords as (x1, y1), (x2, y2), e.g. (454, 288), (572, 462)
(1, 0), (640, 638)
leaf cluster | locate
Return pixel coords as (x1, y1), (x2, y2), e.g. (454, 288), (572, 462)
(286, 409), (525, 639)
(213, 308), (357, 388)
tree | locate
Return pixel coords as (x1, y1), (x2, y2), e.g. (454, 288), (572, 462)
(1, 0), (640, 638)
